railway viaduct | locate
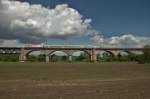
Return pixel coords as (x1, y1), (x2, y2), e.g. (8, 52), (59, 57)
(0, 46), (146, 62)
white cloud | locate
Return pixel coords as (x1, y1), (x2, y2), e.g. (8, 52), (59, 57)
(0, 0), (91, 44)
(0, 0), (149, 48)
(91, 34), (150, 48)
(0, 39), (21, 47)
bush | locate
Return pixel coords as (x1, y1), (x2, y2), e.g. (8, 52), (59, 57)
(136, 45), (150, 64)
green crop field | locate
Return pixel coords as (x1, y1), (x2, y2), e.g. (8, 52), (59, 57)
(0, 62), (150, 99)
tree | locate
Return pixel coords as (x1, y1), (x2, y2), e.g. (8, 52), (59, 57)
(61, 55), (67, 61)
(143, 45), (150, 63)
(38, 54), (45, 62)
(75, 52), (89, 62)
(136, 45), (150, 63)
(0, 54), (19, 62)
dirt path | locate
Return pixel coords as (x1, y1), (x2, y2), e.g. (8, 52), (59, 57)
(0, 78), (150, 99)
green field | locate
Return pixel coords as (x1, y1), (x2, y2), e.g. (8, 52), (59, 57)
(0, 62), (150, 99)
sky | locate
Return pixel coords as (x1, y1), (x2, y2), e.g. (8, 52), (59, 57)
(0, 0), (150, 47)
(25, 0), (150, 36)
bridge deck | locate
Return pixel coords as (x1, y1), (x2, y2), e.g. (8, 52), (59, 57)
(0, 47), (146, 51)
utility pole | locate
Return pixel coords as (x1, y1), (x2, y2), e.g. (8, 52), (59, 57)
(45, 0), (69, 47)
(44, 0), (56, 47)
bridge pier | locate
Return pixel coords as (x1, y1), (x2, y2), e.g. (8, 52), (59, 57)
(45, 55), (49, 63)
(19, 48), (27, 62)
(67, 50), (74, 62)
(91, 48), (97, 62)
(44, 50), (50, 63)
(68, 55), (73, 62)
(19, 54), (27, 62)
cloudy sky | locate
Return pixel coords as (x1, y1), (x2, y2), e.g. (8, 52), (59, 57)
(0, 0), (150, 47)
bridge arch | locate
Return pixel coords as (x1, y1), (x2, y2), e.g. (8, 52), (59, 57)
(71, 50), (91, 62)
(48, 50), (70, 62)
(105, 50), (115, 57)
(97, 50), (114, 57)
(117, 50), (132, 56)
(25, 50), (40, 56)
(25, 50), (45, 62)
(48, 50), (70, 56)
(96, 50), (114, 62)
(115, 50), (133, 62)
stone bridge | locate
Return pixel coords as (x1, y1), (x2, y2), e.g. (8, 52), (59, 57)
(0, 46), (147, 62)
